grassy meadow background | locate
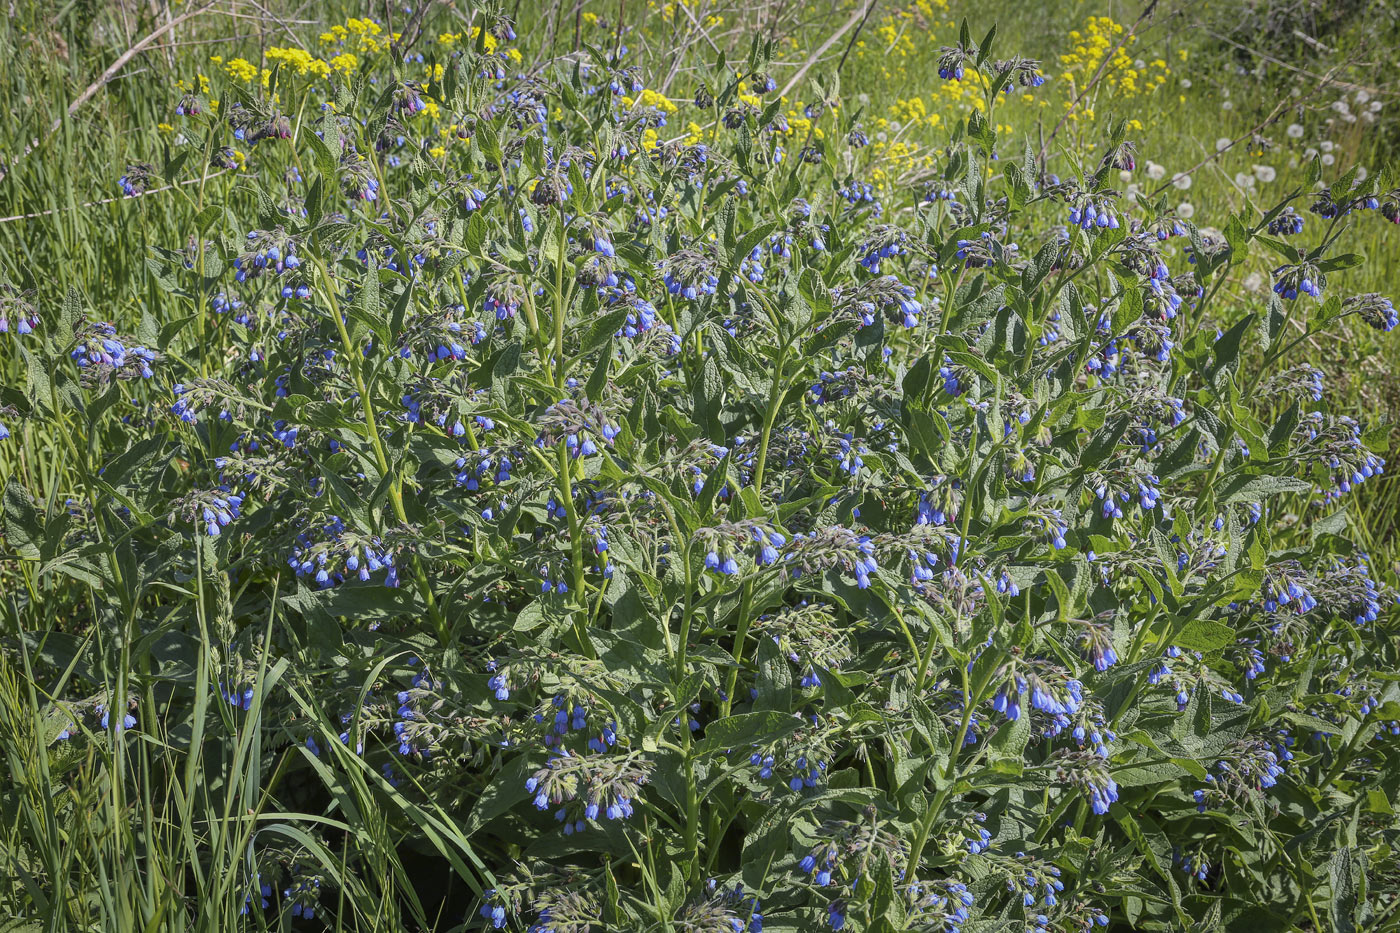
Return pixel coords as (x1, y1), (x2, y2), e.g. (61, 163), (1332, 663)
(1, 0), (1399, 929)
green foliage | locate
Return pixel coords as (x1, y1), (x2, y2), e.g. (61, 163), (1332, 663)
(1, 4), (1399, 933)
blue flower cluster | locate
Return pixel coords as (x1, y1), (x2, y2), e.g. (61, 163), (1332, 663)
(992, 671), (1084, 723)
(71, 324), (156, 379)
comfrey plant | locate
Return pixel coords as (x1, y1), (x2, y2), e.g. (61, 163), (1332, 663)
(3, 14), (1399, 933)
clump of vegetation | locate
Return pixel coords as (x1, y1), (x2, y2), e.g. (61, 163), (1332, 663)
(2, 4), (1399, 931)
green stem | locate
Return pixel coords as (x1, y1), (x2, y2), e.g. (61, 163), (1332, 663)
(554, 440), (594, 657)
(751, 347), (788, 492)
(906, 656), (995, 871)
(552, 204), (571, 390)
(720, 348), (790, 715)
(682, 731), (700, 886)
(310, 256), (447, 642)
(674, 540), (696, 682)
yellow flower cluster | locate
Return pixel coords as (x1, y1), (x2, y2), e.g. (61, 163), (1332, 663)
(1058, 16), (1170, 97)
(266, 47), (331, 79)
(206, 17), (524, 98)
(656, 0), (699, 18)
(884, 140), (927, 169)
(174, 74), (213, 95)
(736, 81), (764, 110)
(874, 19), (919, 58)
(219, 57), (262, 84)
(438, 26), (497, 54)
(621, 88), (679, 114)
(213, 49), (357, 87)
(320, 18), (390, 53)
(881, 77), (983, 129)
(865, 135), (938, 192)
(887, 97), (936, 128)
(911, 0), (951, 18)
(783, 112), (824, 139)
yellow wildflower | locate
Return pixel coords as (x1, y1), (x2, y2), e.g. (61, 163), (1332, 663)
(633, 88), (678, 114)
(223, 57), (259, 83)
(266, 47), (331, 79)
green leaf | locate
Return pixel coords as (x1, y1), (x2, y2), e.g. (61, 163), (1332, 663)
(1328, 847), (1363, 933)
(492, 342), (522, 406)
(1208, 314), (1255, 382)
(1267, 402), (1299, 456)
(902, 355), (934, 402)
(158, 314), (199, 350)
(1310, 507), (1348, 541)
(694, 710), (800, 757)
(3, 481), (43, 560)
(1317, 252), (1363, 274)
(305, 130), (338, 183)
(694, 356), (723, 439)
(753, 637), (792, 712)
(1222, 213), (1249, 260)
(193, 204), (223, 235)
(465, 212), (487, 253)
(21, 345), (55, 418)
(585, 341), (612, 402)
(731, 221), (779, 268)
(1173, 619), (1235, 653)
(1110, 285), (1143, 335)
(1218, 474), (1312, 504)
(348, 257), (389, 344)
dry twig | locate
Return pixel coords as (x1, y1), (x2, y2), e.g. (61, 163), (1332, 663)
(778, 0), (875, 100)
(0, 172), (230, 226)
(51, 1), (221, 137)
